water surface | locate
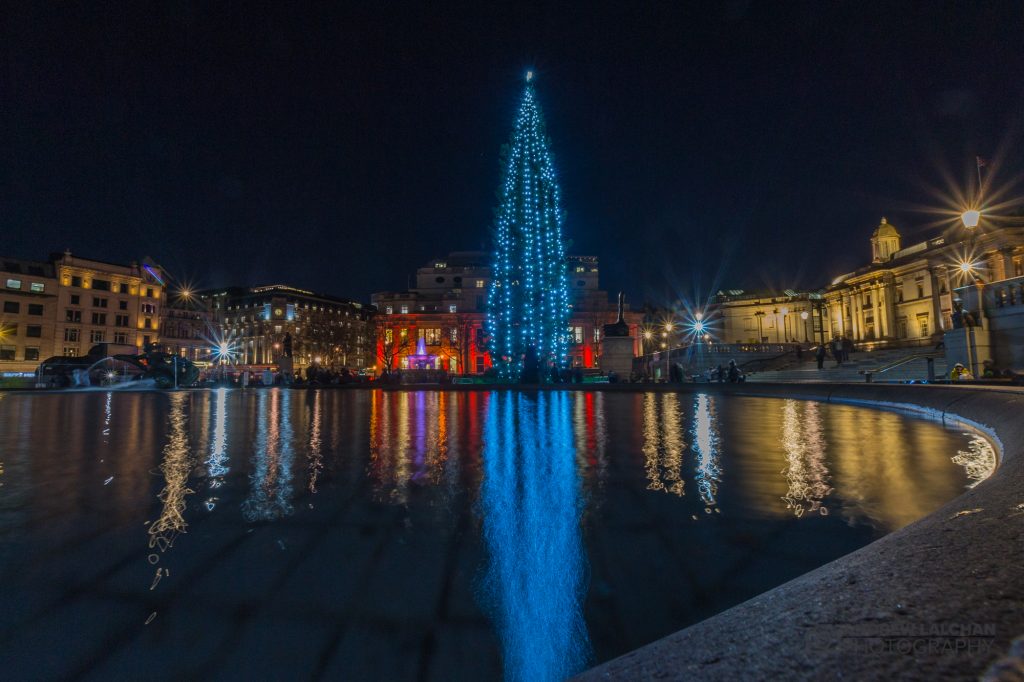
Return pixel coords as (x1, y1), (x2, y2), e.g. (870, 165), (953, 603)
(0, 389), (994, 680)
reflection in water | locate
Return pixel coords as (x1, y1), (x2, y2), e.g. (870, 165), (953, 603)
(780, 400), (832, 517)
(479, 392), (592, 681)
(147, 392), (193, 588)
(368, 392), (454, 504)
(242, 390), (294, 522)
(308, 389), (323, 493)
(642, 393), (685, 495)
(692, 393), (722, 509)
(205, 388), (229, 509)
(952, 434), (997, 487)
(573, 393), (608, 491)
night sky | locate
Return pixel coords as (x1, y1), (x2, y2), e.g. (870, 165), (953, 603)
(4, 3), (1023, 305)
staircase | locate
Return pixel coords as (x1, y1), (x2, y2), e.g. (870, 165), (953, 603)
(746, 348), (947, 383)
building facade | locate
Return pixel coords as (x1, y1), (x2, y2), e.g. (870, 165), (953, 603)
(161, 295), (215, 364)
(198, 284), (374, 374)
(824, 218), (1024, 348)
(0, 258), (58, 373)
(1, 251), (166, 374)
(712, 289), (825, 346)
(370, 251), (641, 374)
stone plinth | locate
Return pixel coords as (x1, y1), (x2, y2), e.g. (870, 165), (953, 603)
(944, 327), (993, 377)
(601, 336), (634, 378)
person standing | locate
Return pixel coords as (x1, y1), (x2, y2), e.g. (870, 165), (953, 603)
(815, 344), (826, 370)
(832, 338), (843, 366)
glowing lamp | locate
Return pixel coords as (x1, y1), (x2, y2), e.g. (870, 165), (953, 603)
(800, 311), (809, 320)
(693, 321), (706, 334)
(525, 70), (534, 82)
(780, 306), (789, 316)
(961, 210), (980, 229)
(959, 260), (975, 274)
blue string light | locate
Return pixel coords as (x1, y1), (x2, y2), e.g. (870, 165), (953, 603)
(486, 74), (570, 381)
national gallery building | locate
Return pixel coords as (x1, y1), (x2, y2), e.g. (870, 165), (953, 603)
(714, 217), (1024, 349)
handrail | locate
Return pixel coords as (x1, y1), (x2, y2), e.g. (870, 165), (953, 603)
(861, 351), (943, 382)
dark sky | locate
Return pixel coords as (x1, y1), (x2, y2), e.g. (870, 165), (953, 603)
(4, 2), (1023, 305)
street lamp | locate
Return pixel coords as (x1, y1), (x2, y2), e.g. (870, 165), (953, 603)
(663, 321), (674, 382)
(800, 310), (810, 342)
(961, 210), (980, 229)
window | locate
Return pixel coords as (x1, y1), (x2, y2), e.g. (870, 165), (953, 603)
(28, 304), (43, 316)
(917, 313), (930, 337)
(434, 262), (447, 268)
(66, 310), (81, 322)
(385, 328), (393, 344)
(71, 276), (82, 287)
(118, 300), (127, 310)
(0, 345), (14, 360)
(400, 305), (409, 314)
(399, 328), (408, 340)
(449, 327), (458, 342)
(141, 303), (156, 315)
(146, 288), (154, 298)
(3, 324), (15, 336)
(63, 347), (77, 357)
(475, 279), (484, 288)
(93, 297), (108, 308)
(448, 304), (457, 313)
(143, 335), (151, 346)
(90, 330), (105, 343)
(30, 282), (44, 293)
(568, 326), (584, 344)
(897, 319), (908, 338)
(3, 301), (19, 314)
(92, 279), (111, 291)
(863, 294), (872, 307)
(91, 313), (107, 325)
(26, 325), (42, 338)
(435, 276), (445, 284)
(70, 294), (80, 305)
(119, 283), (129, 293)
(420, 328), (441, 345)
(115, 314), (130, 327)
(593, 327), (601, 343)
(64, 328), (80, 342)
(6, 279), (22, 289)
(24, 347), (39, 361)
(916, 283), (925, 299)
(114, 332), (128, 345)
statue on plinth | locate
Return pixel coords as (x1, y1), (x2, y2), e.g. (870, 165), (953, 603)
(603, 291), (631, 338)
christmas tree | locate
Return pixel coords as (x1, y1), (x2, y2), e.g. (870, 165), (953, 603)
(486, 72), (570, 381)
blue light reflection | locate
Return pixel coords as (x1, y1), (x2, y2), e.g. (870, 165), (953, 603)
(479, 392), (592, 681)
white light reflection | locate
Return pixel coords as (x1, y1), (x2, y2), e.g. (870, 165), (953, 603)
(242, 390), (294, 522)
(780, 400), (832, 517)
(148, 392), (194, 582)
(951, 434), (997, 488)
(308, 389), (323, 493)
(205, 388), (229, 509)
(691, 393), (722, 509)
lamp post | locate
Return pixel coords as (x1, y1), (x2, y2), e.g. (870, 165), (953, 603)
(664, 321), (674, 382)
(800, 310), (810, 342)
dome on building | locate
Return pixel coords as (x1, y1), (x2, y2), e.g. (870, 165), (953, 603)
(872, 217), (900, 239)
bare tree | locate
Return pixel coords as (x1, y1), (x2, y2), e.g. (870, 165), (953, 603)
(375, 320), (413, 372)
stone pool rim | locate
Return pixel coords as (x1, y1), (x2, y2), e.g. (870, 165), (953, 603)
(569, 382), (1023, 681)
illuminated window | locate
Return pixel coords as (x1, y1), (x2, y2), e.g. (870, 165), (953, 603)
(593, 328), (601, 343)
(420, 328), (441, 345)
(435, 262), (447, 268)
(385, 328), (393, 344)
(64, 328), (80, 342)
(399, 328), (408, 340)
(90, 330), (104, 343)
(63, 347), (77, 357)
(449, 305), (457, 313)
(574, 266), (584, 273)
(400, 305), (409, 314)
(30, 282), (44, 293)
(475, 280), (484, 288)
(6, 279), (21, 290)
(114, 332), (128, 344)
(567, 326), (584, 344)
(385, 306), (393, 314)
(449, 327), (458, 342)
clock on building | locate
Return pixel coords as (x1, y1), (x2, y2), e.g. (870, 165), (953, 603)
(274, 308), (283, 317)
